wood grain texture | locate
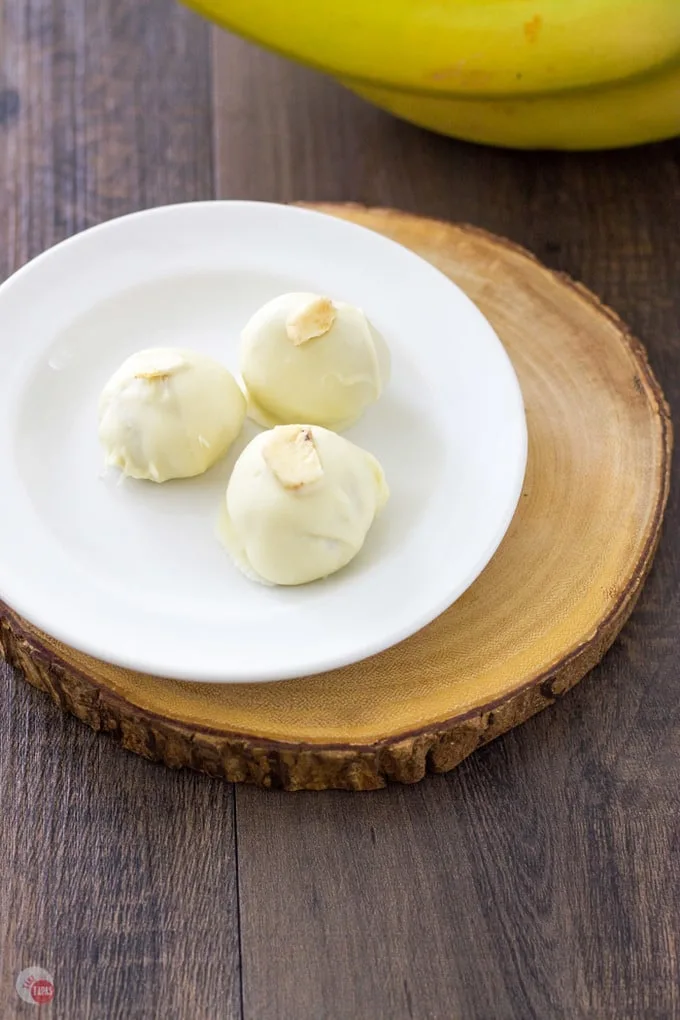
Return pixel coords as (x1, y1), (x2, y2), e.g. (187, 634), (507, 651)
(0, 4), (241, 1019)
(214, 32), (680, 1020)
(0, 207), (671, 794)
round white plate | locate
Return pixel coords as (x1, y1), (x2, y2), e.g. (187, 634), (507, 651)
(0, 202), (526, 683)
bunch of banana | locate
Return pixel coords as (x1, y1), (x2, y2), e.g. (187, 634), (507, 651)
(183, 0), (680, 149)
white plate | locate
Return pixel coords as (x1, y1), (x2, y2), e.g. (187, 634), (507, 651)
(0, 202), (526, 683)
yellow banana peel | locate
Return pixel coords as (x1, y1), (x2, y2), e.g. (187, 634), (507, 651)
(186, 0), (680, 149)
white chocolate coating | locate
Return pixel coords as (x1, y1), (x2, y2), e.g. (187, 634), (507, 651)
(221, 425), (389, 586)
(240, 293), (390, 431)
(98, 348), (246, 482)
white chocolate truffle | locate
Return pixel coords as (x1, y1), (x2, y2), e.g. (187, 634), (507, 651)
(240, 293), (390, 431)
(221, 424), (389, 586)
(98, 348), (246, 482)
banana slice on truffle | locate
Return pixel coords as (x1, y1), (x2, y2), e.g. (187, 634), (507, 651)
(240, 293), (390, 431)
(221, 424), (389, 586)
(98, 348), (246, 482)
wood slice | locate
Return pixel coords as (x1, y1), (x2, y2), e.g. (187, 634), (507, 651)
(0, 206), (671, 791)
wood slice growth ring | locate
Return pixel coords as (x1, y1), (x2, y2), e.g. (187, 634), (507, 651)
(0, 206), (671, 791)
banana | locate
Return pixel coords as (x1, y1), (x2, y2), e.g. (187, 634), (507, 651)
(352, 57), (680, 150)
(184, 0), (680, 149)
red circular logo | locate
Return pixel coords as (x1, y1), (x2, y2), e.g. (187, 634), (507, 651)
(16, 967), (55, 1006)
(31, 980), (55, 1005)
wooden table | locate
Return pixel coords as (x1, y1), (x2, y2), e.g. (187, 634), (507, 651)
(1, 3), (679, 1018)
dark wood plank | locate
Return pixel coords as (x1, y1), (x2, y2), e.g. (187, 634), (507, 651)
(0, 4), (241, 1018)
(213, 30), (680, 1020)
